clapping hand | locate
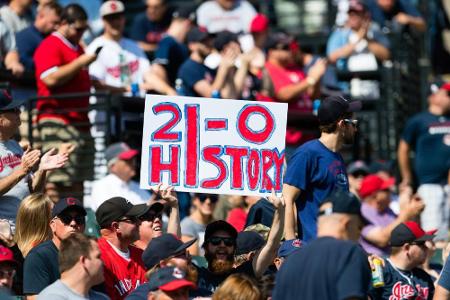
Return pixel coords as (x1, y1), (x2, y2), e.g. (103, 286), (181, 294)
(39, 148), (69, 171)
(20, 147), (41, 173)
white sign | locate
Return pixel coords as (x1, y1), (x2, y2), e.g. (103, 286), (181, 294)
(140, 95), (288, 196)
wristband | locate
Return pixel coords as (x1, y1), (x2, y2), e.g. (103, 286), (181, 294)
(211, 90), (221, 98)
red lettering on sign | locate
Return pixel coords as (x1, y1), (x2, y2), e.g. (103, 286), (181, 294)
(201, 146), (227, 189)
(184, 104), (199, 187)
(247, 149), (260, 190)
(225, 147), (249, 189)
(152, 103), (181, 141)
(237, 105), (275, 144)
(150, 145), (180, 185)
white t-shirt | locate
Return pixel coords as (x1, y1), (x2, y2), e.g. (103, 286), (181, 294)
(87, 173), (151, 211)
(196, 0), (257, 34)
(86, 36), (150, 89)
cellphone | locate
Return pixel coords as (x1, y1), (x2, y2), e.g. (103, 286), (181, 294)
(95, 46), (104, 56)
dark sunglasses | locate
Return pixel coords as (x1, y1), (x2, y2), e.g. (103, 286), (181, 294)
(139, 211), (162, 222)
(70, 23), (88, 33)
(58, 214), (85, 225)
(197, 194), (219, 203)
(274, 44), (290, 51)
(1, 107), (20, 114)
(118, 216), (139, 224)
(208, 236), (235, 247)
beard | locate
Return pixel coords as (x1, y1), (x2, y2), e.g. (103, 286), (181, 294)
(205, 252), (234, 274)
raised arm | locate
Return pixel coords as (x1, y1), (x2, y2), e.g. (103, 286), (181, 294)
(282, 183), (301, 240)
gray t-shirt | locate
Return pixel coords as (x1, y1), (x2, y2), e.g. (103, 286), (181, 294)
(0, 20), (16, 63)
(181, 216), (206, 255)
(0, 140), (31, 222)
(0, 5), (32, 33)
(37, 280), (109, 300)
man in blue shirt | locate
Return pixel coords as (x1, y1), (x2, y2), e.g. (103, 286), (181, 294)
(282, 95), (361, 242)
(15, 3), (62, 70)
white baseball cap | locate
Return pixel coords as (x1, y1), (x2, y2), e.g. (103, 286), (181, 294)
(100, 0), (125, 18)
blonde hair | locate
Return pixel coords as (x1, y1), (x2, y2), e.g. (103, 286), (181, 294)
(15, 193), (53, 257)
(212, 273), (262, 300)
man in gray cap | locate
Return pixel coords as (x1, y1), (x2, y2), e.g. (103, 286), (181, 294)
(88, 142), (151, 211)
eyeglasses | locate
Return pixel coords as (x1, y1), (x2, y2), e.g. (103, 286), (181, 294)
(197, 194), (219, 203)
(118, 216), (139, 224)
(343, 119), (358, 127)
(208, 237), (235, 247)
(57, 214), (85, 225)
(139, 212), (162, 222)
(0, 269), (16, 279)
(171, 251), (190, 260)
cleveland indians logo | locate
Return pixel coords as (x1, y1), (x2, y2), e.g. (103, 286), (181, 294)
(389, 282), (429, 300)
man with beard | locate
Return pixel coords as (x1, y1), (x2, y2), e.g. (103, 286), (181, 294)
(176, 26), (237, 98)
(283, 95), (361, 242)
(196, 191), (284, 294)
(24, 197), (87, 299)
(368, 221), (435, 299)
(95, 197), (150, 300)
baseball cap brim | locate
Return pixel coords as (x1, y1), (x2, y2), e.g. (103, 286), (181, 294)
(348, 100), (362, 112)
(380, 177), (395, 190)
(118, 149), (139, 160)
(414, 234), (436, 243)
(173, 237), (197, 255)
(0, 98), (25, 111)
(53, 205), (87, 218)
(126, 204), (149, 218)
(160, 279), (196, 292)
(148, 202), (164, 213)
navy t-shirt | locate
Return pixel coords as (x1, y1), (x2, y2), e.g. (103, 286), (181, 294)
(128, 12), (170, 46)
(283, 139), (349, 242)
(366, 0), (421, 28)
(438, 256), (450, 291)
(16, 25), (45, 70)
(401, 111), (450, 185)
(23, 240), (59, 295)
(177, 58), (216, 97)
(153, 35), (189, 86)
(369, 259), (434, 299)
(245, 197), (275, 228)
(272, 237), (371, 300)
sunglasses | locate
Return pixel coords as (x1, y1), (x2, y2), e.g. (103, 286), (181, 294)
(208, 236), (235, 247)
(139, 211), (162, 222)
(197, 194), (219, 203)
(410, 241), (427, 247)
(1, 107), (20, 114)
(118, 216), (139, 224)
(0, 269), (15, 279)
(57, 214), (85, 225)
(70, 23), (88, 33)
(343, 119), (358, 127)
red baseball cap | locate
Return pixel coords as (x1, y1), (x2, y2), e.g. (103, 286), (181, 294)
(105, 142), (138, 163)
(359, 174), (395, 198)
(148, 267), (196, 292)
(390, 221), (436, 247)
(250, 14), (269, 33)
(0, 245), (16, 265)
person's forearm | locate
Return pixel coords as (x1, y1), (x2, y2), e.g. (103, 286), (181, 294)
(276, 80), (311, 103)
(167, 205), (181, 238)
(137, 41), (157, 52)
(31, 169), (46, 192)
(0, 167), (28, 195)
(408, 17), (426, 32)
(253, 206), (284, 277)
(367, 42), (390, 61)
(42, 57), (86, 88)
(233, 60), (250, 95)
(327, 43), (357, 64)
(4, 50), (20, 69)
(283, 184), (300, 240)
(92, 80), (128, 94)
(397, 140), (412, 184)
(212, 64), (231, 93)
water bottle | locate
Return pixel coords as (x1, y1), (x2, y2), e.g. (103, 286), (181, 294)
(131, 83), (140, 97)
(313, 99), (321, 116)
(175, 78), (185, 96)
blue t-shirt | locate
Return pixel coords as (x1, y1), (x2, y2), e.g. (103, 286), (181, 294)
(365, 0), (421, 28)
(369, 259), (434, 299)
(401, 111), (450, 185)
(16, 25), (45, 70)
(283, 139), (349, 242)
(23, 240), (59, 295)
(128, 12), (170, 45)
(438, 257), (450, 291)
(177, 58), (216, 97)
(272, 237), (371, 300)
(153, 35), (189, 86)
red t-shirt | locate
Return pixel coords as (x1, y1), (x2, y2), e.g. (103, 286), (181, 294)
(227, 208), (247, 232)
(34, 32), (91, 124)
(264, 61), (312, 113)
(97, 237), (147, 300)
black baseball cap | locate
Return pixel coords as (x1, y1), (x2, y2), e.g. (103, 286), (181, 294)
(147, 267), (196, 292)
(95, 197), (149, 228)
(172, 6), (195, 21)
(142, 233), (196, 269)
(319, 190), (362, 217)
(317, 96), (362, 125)
(213, 31), (238, 52)
(235, 231), (265, 255)
(52, 197), (86, 218)
(390, 221), (436, 247)
(186, 27), (210, 44)
(204, 220), (238, 244)
(0, 89), (24, 111)
(264, 32), (293, 51)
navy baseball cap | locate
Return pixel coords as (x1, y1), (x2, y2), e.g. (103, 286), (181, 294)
(95, 197), (149, 228)
(317, 96), (362, 125)
(147, 267), (196, 292)
(390, 221), (436, 247)
(277, 239), (302, 258)
(235, 231), (265, 255)
(186, 27), (210, 44)
(347, 160), (370, 176)
(142, 233), (196, 269)
(0, 89), (24, 111)
(204, 220), (238, 244)
(52, 197), (86, 218)
(319, 190), (362, 217)
(172, 5), (196, 21)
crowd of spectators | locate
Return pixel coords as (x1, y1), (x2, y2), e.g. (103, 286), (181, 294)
(0, 0), (449, 300)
